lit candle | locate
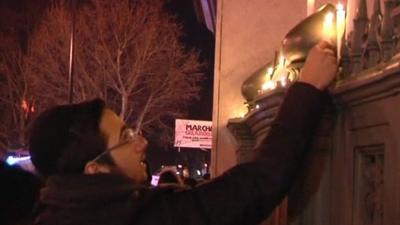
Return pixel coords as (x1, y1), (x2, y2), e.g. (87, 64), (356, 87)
(322, 12), (335, 43)
(262, 80), (277, 91)
(336, 3), (346, 62)
(261, 82), (269, 91)
(307, 0), (315, 16)
(280, 76), (287, 87)
(235, 105), (248, 118)
(271, 81), (277, 90)
(279, 55), (286, 68)
(266, 67), (274, 78)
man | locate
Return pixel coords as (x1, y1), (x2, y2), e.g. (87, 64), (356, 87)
(29, 41), (337, 225)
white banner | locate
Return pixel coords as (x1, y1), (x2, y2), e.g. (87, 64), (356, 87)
(174, 119), (212, 149)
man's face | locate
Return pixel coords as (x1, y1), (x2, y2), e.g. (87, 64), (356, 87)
(99, 108), (148, 183)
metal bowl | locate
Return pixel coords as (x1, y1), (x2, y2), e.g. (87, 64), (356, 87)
(241, 62), (274, 102)
(282, 4), (336, 64)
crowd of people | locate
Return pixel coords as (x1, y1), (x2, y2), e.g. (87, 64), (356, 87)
(1, 40), (338, 225)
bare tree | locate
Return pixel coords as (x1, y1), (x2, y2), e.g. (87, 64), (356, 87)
(0, 38), (34, 152)
(0, 1), (42, 153)
(26, 0), (203, 144)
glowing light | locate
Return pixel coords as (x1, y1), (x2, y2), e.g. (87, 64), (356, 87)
(325, 13), (334, 27)
(288, 73), (296, 82)
(21, 100), (29, 111)
(204, 163), (208, 167)
(255, 104), (260, 109)
(151, 175), (160, 186)
(307, 0), (315, 16)
(323, 12), (335, 41)
(261, 83), (268, 91)
(196, 170), (201, 176)
(336, 2), (346, 61)
(6, 156), (31, 166)
(272, 81), (277, 89)
(280, 77), (287, 87)
(337, 2), (344, 11)
(177, 164), (183, 169)
(266, 67), (274, 77)
(279, 56), (286, 67)
(234, 105), (248, 118)
(21, 100), (35, 112)
(262, 80), (277, 91)
(176, 171), (180, 175)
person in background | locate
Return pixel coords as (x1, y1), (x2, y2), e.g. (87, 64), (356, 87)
(158, 169), (185, 187)
(29, 40), (337, 225)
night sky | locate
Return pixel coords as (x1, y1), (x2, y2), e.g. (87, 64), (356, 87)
(0, 0), (215, 174)
(150, 0), (215, 174)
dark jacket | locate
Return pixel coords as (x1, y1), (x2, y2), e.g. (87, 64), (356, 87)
(35, 82), (326, 225)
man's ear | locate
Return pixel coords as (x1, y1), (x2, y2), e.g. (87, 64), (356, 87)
(84, 161), (111, 174)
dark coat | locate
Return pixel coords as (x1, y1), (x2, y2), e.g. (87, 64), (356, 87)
(34, 82), (326, 225)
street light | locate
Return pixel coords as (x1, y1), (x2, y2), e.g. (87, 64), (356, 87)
(68, 0), (76, 103)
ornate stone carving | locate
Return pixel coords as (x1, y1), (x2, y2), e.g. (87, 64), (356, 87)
(365, 0), (382, 68)
(355, 146), (384, 225)
(391, 2), (400, 53)
(381, 0), (396, 61)
(340, 37), (352, 79)
(351, 0), (369, 73)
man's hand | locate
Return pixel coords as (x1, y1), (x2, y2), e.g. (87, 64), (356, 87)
(298, 40), (338, 90)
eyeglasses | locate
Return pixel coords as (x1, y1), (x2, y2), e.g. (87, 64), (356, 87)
(91, 127), (141, 162)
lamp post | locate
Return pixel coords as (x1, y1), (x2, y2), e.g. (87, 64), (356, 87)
(68, 0), (76, 103)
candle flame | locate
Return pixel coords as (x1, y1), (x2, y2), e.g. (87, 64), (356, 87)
(336, 2), (346, 61)
(280, 77), (287, 87)
(262, 80), (277, 91)
(323, 12), (335, 41)
(325, 12), (334, 27)
(266, 67), (274, 76)
(337, 3), (344, 11)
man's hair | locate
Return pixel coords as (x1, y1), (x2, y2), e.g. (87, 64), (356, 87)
(29, 99), (108, 176)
